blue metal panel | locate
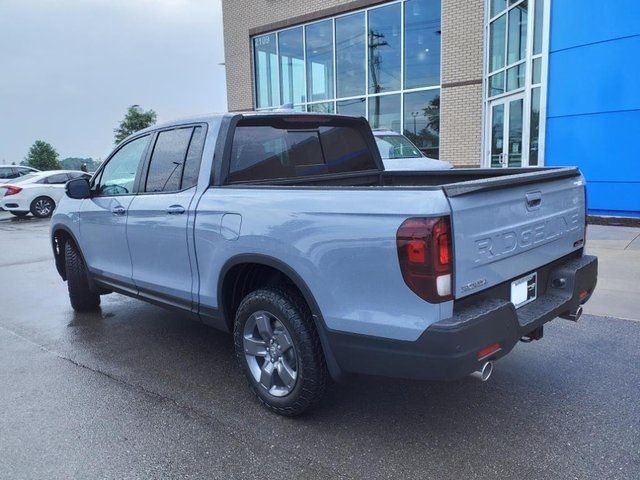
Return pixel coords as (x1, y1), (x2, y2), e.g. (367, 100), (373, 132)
(546, 111), (640, 215)
(547, 35), (640, 117)
(546, 2), (640, 215)
(550, 0), (640, 52)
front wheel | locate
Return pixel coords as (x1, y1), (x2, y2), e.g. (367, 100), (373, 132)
(64, 241), (100, 311)
(234, 287), (328, 416)
(30, 196), (55, 218)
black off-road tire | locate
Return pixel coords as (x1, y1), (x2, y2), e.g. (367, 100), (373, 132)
(234, 287), (328, 416)
(64, 241), (100, 312)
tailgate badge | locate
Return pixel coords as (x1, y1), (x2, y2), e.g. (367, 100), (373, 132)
(461, 278), (487, 292)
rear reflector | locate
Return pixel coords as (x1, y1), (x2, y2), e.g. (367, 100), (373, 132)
(396, 216), (453, 303)
(477, 343), (501, 360)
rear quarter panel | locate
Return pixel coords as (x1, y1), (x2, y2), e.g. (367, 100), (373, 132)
(195, 187), (452, 341)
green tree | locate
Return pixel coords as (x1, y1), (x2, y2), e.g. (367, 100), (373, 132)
(24, 140), (62, 170)
(114, 105), (157, 144)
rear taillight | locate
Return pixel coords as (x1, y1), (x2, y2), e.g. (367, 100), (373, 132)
(4, 185), (22, 196)
(396, 216), (453, 303)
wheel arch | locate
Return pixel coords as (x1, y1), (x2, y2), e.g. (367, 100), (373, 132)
(218, 254), (344, 381)
(51, 224), (81, 281)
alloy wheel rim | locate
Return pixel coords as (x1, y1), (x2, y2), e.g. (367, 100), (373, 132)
(243, 310), (298, 397)
(35, 199), (52, 216)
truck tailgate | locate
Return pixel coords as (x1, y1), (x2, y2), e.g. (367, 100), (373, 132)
(446, 168), (586, 299)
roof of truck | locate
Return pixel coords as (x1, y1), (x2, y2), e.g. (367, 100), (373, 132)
(133, 111), (360, 139)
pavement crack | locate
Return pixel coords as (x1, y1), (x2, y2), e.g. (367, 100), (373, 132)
(0, 324), (343, 479)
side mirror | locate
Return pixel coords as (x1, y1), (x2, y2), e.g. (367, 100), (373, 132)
(66, 177), (91, 199)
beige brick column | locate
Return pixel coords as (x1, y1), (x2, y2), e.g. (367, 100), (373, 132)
(440, 0), (485, 166)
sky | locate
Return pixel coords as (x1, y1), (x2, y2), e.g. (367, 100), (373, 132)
(0, 0), (227, 164)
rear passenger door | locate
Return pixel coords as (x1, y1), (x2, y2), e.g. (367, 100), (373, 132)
(126, 125), (206, 310)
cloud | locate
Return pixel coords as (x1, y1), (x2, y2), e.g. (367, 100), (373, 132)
(0, 0), (227, 162)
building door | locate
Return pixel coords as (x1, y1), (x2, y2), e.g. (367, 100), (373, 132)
(488, 93), (525, 168)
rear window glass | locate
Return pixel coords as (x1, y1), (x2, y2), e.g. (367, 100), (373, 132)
(228, 119), (376, 182)
(181, 126), (205, 189)
(145, 128), (193, 192)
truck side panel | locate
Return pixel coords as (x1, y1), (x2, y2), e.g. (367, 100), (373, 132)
(193, 187), (452, 341)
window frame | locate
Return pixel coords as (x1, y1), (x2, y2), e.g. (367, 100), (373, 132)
(250, 0), (442, 159)
(218, 114), (384, 186)
(138, 122), (208, 195)
(90, 133), (153, 198)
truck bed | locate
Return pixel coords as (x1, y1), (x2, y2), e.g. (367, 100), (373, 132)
(229, 166), (581, 196)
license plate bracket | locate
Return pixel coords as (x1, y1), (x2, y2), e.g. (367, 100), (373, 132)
(511, 272), (537, 308)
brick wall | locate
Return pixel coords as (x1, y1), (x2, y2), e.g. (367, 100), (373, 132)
(222, 0), (485, 165)
(440, 0), (485, 166)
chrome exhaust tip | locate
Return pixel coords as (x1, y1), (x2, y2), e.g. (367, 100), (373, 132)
(560, 305), (583, 322)
(470, 361), (493, 382)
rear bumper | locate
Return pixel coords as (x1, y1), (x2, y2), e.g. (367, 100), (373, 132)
(326, 254), (597, 381)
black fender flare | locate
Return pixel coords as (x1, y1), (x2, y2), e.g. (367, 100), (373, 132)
(217, 253), (345, 381)
(50, 224), (92, 285)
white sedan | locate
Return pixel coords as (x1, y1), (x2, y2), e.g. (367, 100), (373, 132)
(0, 170), (91, 218)
(372, 130), (453, 171)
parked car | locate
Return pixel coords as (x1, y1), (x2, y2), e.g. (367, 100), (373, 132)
(0, 165), (40, 184)
(373, 130), (453, 170)
(51, 113), (597, 416)
(1, 170), (90, 218)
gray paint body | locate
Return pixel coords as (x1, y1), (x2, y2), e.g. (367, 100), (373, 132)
(51, 114), (586, 348)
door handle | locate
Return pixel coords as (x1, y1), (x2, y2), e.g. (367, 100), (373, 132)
(112, 205), (126, 216)
(167, 204), (185, 215)
(526, 191), (542, 210)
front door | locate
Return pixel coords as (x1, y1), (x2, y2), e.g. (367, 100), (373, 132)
(79, 134), (151, 290)
(488, 93), (525, 168)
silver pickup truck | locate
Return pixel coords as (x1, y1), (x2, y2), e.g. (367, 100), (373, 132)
(51, 112), (597, 416)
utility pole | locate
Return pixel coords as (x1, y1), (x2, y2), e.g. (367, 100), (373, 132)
(368, 29), (388, 128)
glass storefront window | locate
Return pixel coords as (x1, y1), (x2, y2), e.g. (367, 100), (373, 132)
(490, 0), (506, 17)
(306, 20), (334, 102)
(532, 57), (541, 84)
(403, 89), (440, 158)
(336, 13), (366, 98)
(254, 33), (279, 108)
(529, 87), (540, 165)
(368, 3), (401, 94)
(368, 94), (401, 132)
(507, 1), (528, 65)
(279, 27), (305, 105)
(506, 63), (525, 91)
(337, 98), (366, 117)
(307, 102), (335, 114)
(489, 71), (505, 96)
(533, 0), (544, 54)
(489, 14), (506, 73)
(404, 0), (441, 89)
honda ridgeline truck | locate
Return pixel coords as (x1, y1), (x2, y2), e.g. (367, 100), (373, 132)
(51, 113), (597, 416)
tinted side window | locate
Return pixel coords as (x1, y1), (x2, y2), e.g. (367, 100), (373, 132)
(228, 123), (376, 182)
(46, 173), (70, 184)
(145, 128), (193, 193)
(97, 135), (150, 196)
(0, 168), (19, 179)
(181, 126), (205, 189)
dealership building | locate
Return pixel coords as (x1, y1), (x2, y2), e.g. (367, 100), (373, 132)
(222, 0), (640, 217)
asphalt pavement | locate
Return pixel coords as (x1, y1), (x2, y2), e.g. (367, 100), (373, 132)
(1, 211), (639, 479)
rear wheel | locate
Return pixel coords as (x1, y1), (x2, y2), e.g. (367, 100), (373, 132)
(10, 211), (28, 217)
(30, 196), (55, 218)
(64, 241), (100, 311)
(234, 287), (328, 416)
